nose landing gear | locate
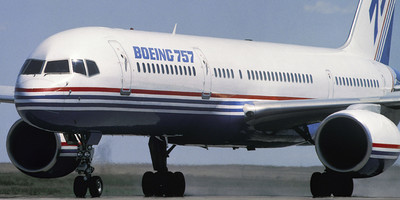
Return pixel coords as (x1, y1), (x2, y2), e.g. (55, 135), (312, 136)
(72, 133), (103, 198)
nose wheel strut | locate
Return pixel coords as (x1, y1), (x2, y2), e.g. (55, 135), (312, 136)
(73, 133), (103, 198)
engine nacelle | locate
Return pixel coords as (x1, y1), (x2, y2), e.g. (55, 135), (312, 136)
(7, 119), (79, 178)
(315, 110), (400, 178)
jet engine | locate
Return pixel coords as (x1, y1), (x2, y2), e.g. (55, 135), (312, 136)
(315, 109), (400, 178)
(6, 119), (79, 178)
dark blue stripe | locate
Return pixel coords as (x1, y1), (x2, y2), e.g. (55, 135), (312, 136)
(371, 150), (400, 156)
(16, 102), (244, 113)
(60, 149), (77, 153)
(15, 95), (250, 106)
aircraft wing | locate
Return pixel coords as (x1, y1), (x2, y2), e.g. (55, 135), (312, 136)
(0, 86), (14, 104)
(243, 92), (400, 131)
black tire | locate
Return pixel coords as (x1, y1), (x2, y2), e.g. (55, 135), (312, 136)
(89, 176), (103, 198)
(73, 176), (88, 198)
(332, 176), (353, 197)
(142, 171), (155, 197)
(310, 172), (330, 197)
(173, 172), (185, 197)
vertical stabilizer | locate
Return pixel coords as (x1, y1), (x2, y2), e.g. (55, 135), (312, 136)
(343, 0), (396, 65)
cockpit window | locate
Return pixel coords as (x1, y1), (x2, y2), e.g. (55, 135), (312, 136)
(72, 59), (86, 76)
(20, 59), (45, 75)
(86, 60), (100, 77)
(44, 60), (70, 74)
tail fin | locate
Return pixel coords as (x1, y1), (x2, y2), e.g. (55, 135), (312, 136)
(343, 0), (396, 65)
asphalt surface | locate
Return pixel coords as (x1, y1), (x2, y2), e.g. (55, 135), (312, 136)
(2, 197), (400, 200)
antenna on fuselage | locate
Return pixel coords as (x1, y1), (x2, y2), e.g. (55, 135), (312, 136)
(172, 23), (178, 35)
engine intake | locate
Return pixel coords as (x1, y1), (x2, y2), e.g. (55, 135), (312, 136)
(7, 119), (79, 178)
(315, 110), (400, 177)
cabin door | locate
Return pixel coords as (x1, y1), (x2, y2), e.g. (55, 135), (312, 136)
(108, 40), (132, 96)
(326, 69), (334, 98)
(194, 48), (212, 99)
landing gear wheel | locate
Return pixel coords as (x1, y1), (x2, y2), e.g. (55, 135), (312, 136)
(332, 176), (353, 197)
(73, 176), (88, 198)
(172, 172), (185, 197)
(310, 171), (354, 198)
(142, 171), (155, 197)
(89, 176), (103, 198)
(310, 172), (330, 197)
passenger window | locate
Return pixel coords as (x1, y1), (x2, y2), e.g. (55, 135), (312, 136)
(137, 62), (141, 73)
(152, 64), (156, 73)
(183, 66), (187, 75)
(44, 60), (70, 74)
(255, 70), (259, 80)
(239, 70), (242, 79)
(86, 60), (100, 76)
(231, 69), (235, 79)
(268, 72), (271, 81)
(223, 68), (226, 78)
(179, 65), (183, 75)
(227, 69), (230, 79)
(165, 64), (169, 74)
(142, 63), (146, 73)
(192, 66), (196, 76)
(188, 66), (192, 76)
(214, 68), (217, 77)
(157, 64), (160, 74)
(147, 63), (151, 73)
(175, 65), (178, 75)
(247, 70), (250, 80)
(170, 65), (174, 75)
(72, 59), (86, 76)
(20, 59), (45, 75)
(161, 64), (165, 74)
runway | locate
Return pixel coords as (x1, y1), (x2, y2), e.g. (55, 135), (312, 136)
(1, 197), (400, 200)
(1, 164), (400, 199)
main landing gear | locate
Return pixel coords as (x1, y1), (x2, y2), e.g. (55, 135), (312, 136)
(73, 133), (103, 198)
(142, 136), (186, 197)
(310, 170), (353, 197)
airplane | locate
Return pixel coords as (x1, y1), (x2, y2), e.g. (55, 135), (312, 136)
(0, 0), (399, 198)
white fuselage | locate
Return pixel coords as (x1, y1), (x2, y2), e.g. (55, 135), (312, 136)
(14, 27), (395, 147)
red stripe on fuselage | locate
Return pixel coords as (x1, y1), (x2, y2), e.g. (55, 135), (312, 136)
(373, 143), (400, 149)
(15, 87), (310, 101)
(61, 142), (78, 147)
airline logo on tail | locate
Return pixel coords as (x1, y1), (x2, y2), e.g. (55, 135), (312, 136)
(370, 0), (395, 65)
(343, 0), (395, 65)
(370, 0), (386, 44)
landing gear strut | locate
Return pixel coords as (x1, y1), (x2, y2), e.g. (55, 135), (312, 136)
(310, 170), (353, 197)
(73, 133), (103, 198)
(142, 136), (186, 197)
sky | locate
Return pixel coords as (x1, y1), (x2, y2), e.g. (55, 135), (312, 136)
(0, 0), (399, 166)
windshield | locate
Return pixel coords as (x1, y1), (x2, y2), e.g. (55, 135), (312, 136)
(44, 60), (70, 74)
(20, 59), (45, 75)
